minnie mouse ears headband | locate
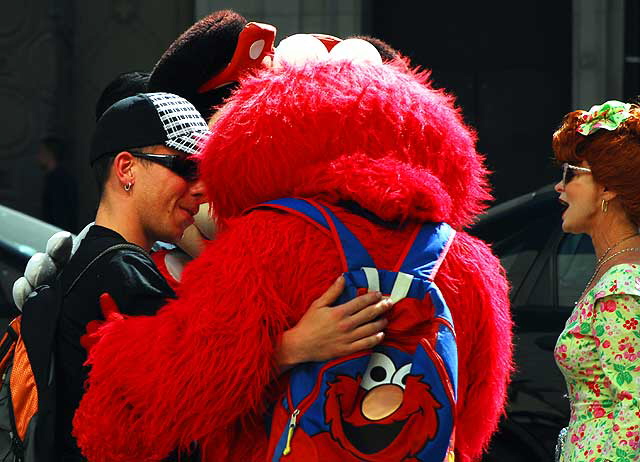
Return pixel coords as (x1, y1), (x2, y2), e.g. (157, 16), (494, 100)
(198, 24), (383, 93)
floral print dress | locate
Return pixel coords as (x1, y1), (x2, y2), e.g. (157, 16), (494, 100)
(555, 263), (640, 461)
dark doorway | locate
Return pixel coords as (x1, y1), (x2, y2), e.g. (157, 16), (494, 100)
(624, 0), (640, 102)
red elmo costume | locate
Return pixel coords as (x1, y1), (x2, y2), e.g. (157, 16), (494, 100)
(73, 58), (512, 461)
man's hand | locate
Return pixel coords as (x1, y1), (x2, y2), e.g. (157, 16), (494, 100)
(276, 276), (393, 372)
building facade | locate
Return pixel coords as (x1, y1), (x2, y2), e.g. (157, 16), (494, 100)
(0, 0), (635, 226)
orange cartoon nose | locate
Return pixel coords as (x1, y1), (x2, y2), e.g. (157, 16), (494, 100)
(361, 384), (404, 421)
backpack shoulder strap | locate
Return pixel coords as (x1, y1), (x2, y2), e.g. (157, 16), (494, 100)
(253, 198), (375, 271)
(254, 198), (332, 234)
(396, 222), (456, 282)
(14, 242), (148, 418)
(63, 242), (147, 297)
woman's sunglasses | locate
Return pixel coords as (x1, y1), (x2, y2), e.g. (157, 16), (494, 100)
(130, 152), (199, 182)
(561, 162), (591, 187)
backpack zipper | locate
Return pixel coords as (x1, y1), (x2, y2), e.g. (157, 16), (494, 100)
(280, 351), (369, 457)
(282, 409), (299, 455)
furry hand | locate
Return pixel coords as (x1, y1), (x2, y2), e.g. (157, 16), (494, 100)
(276, 276), (392, 371)
(80, 293), (126, 352)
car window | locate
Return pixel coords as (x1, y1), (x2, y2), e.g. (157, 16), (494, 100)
(493, 215), (558, 308)
(0, 254), (23, 322)
(525, 257), (555, 310)
(556, 233), (595, 310)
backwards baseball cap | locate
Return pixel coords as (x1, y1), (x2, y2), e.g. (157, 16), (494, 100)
(90, 92), (210, 164)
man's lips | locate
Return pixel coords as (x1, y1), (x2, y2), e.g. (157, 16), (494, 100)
(179, 207), (197, 226)
(181, 206), (199, 217)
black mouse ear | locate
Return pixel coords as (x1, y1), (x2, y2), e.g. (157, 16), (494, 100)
(148, 10), (248, 117)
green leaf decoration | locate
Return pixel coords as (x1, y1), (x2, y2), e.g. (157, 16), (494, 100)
(595, 325), (605, 336)
(580, 322), (591, 334)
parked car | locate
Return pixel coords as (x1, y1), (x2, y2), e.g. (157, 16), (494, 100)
(0, 205), (66, 323)
(472, 184), (595, 461)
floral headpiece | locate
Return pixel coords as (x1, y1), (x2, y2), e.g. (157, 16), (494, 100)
(577, 100), (632, 136)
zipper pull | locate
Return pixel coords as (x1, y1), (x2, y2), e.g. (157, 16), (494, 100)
(282, 409), (300, 456)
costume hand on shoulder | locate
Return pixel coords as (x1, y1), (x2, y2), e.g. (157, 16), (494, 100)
(12, 222), (93, 310)
(276, 276), (392, 372)
(12, 230), (74, 310)
(80, 293), (126, 353)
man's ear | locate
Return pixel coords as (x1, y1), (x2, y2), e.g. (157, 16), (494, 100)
(112, 151), (136, 186)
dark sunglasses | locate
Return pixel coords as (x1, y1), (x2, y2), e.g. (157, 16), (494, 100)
(561, 162), (591, 187)
(130, 152), (199, 181)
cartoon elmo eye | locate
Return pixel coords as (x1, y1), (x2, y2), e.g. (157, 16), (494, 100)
(361, 353), (396, 390)
(391, 363), (411, 390)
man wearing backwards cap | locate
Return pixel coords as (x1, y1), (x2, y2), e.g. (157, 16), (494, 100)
(55, 92), (209, 461)
(59, 91), (387, 461)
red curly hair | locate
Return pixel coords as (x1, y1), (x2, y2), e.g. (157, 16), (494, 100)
(552, 104), (640, 225)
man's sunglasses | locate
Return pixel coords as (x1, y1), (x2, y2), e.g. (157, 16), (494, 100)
(561, 162), (591, 187)
(130, 152), (199, 181)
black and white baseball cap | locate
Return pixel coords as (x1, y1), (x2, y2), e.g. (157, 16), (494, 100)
(90, 92), (210, 163)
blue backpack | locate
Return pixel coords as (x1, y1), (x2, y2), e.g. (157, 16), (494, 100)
(261, 199), (458, 462)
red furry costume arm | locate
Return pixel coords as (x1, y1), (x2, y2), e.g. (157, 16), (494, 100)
(73, 211), (344, 461)
(436, 232), (513, 461)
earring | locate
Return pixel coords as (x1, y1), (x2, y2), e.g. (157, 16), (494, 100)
(124, 182), (132, 192)
(601, 199), (608, 213)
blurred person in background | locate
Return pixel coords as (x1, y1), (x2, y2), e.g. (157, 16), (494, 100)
(37, 136), (78, 232)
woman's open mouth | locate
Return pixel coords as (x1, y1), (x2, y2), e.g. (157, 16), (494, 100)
(559, 199), (569, 218)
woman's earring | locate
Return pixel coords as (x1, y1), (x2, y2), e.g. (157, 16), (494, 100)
(124, 182), (132, 192)
(601, 199), (608, 213)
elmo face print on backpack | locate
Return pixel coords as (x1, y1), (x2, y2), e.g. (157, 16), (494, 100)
(261, 199), (457, 462)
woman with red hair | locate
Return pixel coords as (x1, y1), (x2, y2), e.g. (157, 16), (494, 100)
(553, 101), (640, 461)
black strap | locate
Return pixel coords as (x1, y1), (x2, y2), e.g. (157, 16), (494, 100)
(63, 243), (147, 297)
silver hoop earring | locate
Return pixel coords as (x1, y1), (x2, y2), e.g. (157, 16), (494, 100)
(124, 183), (132, 192)
(601, 199), (608, 213)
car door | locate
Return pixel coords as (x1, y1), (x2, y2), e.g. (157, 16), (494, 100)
(477, 187), (596, 460)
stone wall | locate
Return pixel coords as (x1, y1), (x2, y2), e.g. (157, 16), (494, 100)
(195, 0), (364, 44)
(0, 0), (194, 227)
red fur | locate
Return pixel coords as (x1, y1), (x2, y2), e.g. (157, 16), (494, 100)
(202, 61), (492, 229)
(73, 61), (512, 461)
